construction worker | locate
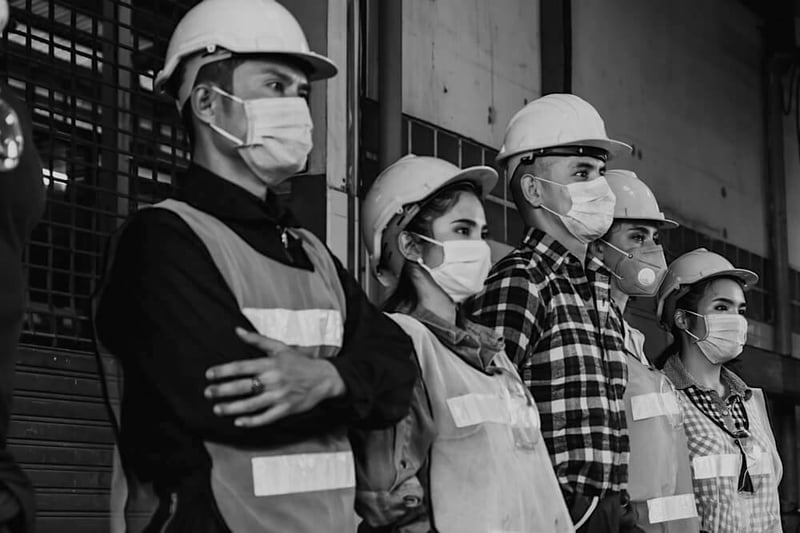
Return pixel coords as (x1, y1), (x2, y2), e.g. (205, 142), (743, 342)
(588, 170), (699, 532)
(353, 155), (573, 532)
(0, 1), (41, 530)
(93, 1), (416, 531)
(464, 94), (639, 532)
(655, 249), (782, 532)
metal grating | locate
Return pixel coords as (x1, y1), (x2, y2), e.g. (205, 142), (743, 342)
(5, 0), (199, 352)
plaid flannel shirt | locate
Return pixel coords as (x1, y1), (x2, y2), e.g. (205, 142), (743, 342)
(662, 355), (751, 436)
(464, 228), (629, 499)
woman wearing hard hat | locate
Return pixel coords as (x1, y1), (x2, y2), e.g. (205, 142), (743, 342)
(655, 249), (782, 532)
(589, 170), (699, 533)
(352, 154), (574, 533)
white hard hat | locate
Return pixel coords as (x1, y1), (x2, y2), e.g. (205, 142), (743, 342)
(656, 248), (758, 330)
(498, 94), (631, 176)
(605, 169), (678, 229)
(361, 154), (498, 288)
(155, 0), (337, 109)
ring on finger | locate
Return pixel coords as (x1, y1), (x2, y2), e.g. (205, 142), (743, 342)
(250, 376), (265, 395)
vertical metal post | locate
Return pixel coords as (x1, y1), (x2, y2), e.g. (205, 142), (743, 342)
(540, 0), (572, 94)
(377, 0), (402, 171)
(347, 0), (362, 280)
(765, 57), (793, 357)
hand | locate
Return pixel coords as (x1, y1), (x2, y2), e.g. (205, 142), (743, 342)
(204, 327), (346, 427)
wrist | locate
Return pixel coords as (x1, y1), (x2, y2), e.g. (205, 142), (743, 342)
(321, 360), (346, 399)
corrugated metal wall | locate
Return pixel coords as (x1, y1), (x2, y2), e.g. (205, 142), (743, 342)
(3, 1), (195, 530)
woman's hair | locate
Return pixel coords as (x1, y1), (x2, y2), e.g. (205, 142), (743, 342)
(382, 181), (482, 313)
(654, 276), (744, 368)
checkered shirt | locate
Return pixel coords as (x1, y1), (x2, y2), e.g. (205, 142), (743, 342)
(663, 356), (782, 532)
(464, 228), (629, 499)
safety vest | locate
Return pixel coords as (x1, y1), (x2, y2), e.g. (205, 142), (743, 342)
(679, 386), (782, 533)
(621, 321), (699, 532)
(388, 313), (574, 533)
(102, 199), (355, 532)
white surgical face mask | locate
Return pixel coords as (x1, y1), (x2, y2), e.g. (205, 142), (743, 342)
(205, 87), (313, 187)
(600, 240), (668, 296)
(681, 310), (748, 364)
(531, 175), (616, 243)
(413, 234), (492, 303)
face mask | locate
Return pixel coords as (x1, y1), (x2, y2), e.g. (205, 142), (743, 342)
(205, 87), (313, 187)
(413, 234), (492, 303)
(681, 310), (748, 364)
(600, 240), (667, 296)
(533, 175), (616, 243)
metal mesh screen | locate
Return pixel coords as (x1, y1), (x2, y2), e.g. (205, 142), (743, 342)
(4, 0), (198, 352)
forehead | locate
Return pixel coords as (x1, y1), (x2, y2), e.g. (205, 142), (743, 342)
(435, 191), (485, 221)
(234, 56), (310, 82)
(700, 277), (746, 304)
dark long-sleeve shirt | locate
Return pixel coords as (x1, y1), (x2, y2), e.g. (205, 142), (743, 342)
(94, 164), (415, 490)
(0, 81), (43, 533)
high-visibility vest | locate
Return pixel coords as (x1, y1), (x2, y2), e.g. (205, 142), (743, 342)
(388, 313), (574, 533)
(99, 199), (355, 532)
(680, 386), (782, 533)
(621, 322), (699, 531)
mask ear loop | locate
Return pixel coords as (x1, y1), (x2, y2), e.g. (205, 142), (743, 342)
(678, 309), (708, 342)
(197, 85), (247, 146)
(598, 239), (633, 282)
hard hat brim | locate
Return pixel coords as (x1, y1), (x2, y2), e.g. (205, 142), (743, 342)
(692, 268), (759, 290)
(615, 215), (680, 230)
(497, 137), (632, 166)
(290, 51), (338, 81)
(436, 166), (499, 199)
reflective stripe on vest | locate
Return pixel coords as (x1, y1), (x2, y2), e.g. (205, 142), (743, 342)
(242, 308), (343, 348)
(252, 451), (355, 496)
(691, 453), (739, 479)
(646, 494), (698, 524)
(630, 392), (680, 421)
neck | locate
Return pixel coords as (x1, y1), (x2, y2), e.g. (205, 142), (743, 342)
(411, 267), (457, 325)
(680, 339), (724, 393)
(193, 139), (268, 199)
(529, 210), (588, 261)
(610, 280), (629, 312)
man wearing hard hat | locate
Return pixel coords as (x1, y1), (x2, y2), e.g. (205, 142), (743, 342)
(464, 94), (637, 532)
(0, 1), (42, 531)
(93, 1), (416, 531)
(589, 170), (699, 532)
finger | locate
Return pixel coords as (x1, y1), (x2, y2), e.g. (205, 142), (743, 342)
(206, 358), (276, 381)
(235, 328), (289, 353)
(204, 370), (282, 399)
(213, 387), (288, 417)
(234, 402), (293, 427)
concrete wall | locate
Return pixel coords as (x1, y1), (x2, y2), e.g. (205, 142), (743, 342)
(783, 111), (800, 270)
(401, 0), (540, 148)
(572, 0), (770, 259)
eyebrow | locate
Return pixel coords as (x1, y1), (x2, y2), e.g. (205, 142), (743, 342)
(572, 161), (604, 172)
(450, 219), (480, 227)
(712, 296), (746, 307)
(258, 68), (311, 93)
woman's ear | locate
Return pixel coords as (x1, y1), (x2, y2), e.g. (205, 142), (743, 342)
(397, 231), (422, 262)
(589, 240), (606, 262)
(519, 173), (544, 208)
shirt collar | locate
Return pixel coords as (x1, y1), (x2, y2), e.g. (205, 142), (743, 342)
(410, 306), (504, 372)
(663, 355), (752, 400)
(521, 227), (606, 273)
(175, 163), (297, 227)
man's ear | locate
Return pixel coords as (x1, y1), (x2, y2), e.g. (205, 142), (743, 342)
(589, 239), (606, 262)
(397, 231), (423, 262)
(519, 173), (544, 208)
(190, 84), (217, 125)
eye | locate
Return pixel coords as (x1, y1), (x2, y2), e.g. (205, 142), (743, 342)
(738, 308), (747, 315)
(575, 170), (589, 178)
(714, 304), (729, 312)
(266, 80), (285, 93)
(632, 233), (645, 244)
(453, 226), (471, 236)
(481, 229), (490, 240)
